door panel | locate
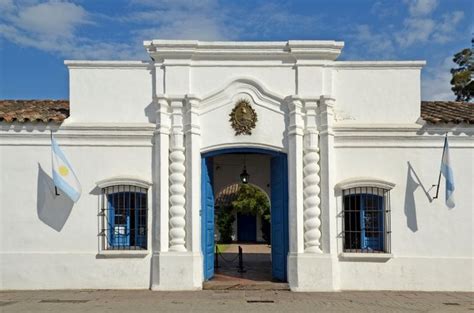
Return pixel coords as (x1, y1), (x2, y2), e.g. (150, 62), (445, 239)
(237, 213), (257, 242)
(270, 154), (288, 281)
(201, 157), (215, 280)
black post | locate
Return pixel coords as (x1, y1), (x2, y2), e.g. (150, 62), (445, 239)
(237, 245), (246, 273)
(214, 245), (219, 268)
(50, 130), (60, 196)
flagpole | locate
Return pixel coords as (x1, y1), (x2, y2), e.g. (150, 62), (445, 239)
(50, 130), (60, 196)
(433, 133), (448, 199)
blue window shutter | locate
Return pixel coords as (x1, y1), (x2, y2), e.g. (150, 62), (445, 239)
(107, 194), (115, 248)
(108, 192), (131, 248)
(135, 192), (147, 248)
(360, 193), (384, 251)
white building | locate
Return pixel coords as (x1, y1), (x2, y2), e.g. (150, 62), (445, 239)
(0, 40), (472, 292)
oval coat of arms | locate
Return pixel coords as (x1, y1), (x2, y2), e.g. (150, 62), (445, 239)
(229, 99), (258, 135)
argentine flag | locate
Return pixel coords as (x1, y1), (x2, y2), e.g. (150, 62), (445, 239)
(51, 134), (81, 202)
(440, 136), (455, 208)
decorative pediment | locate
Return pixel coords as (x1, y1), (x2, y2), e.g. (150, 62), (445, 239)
(199, 77), (286, 115)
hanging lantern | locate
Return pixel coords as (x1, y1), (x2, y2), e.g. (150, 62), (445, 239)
(240, 166), (249, 184)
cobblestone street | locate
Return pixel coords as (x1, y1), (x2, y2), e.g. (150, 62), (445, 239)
(1, 290), (472, 313)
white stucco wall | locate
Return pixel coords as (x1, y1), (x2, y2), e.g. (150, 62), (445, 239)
(333, 64), (422, 123)
(0, 125), (154, 289)
(1, 40), (472, 291)
(66, 61), (155, 124)
(332, 127), (474, 291)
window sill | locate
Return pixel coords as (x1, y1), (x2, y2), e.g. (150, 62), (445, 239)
(96, 250), (149, 259)
(338, 252), (393, 262)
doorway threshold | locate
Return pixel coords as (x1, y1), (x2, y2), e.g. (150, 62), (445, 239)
(203, 280), (289, 291)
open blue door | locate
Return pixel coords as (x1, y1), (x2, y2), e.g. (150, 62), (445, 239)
(270, 154), (288, 281)
(201, 157), (214, 280)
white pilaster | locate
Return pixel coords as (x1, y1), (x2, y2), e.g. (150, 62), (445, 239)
(318, 95), (336, 254)
(288, 96), (339, 292)
(152, 96), (201, 291)
(303, 100), (322, 253)
(184, 95), (201, 254)
(169, 99), (187, 252)
(287, 96), (305, 254)
(153, 95), (170, 253)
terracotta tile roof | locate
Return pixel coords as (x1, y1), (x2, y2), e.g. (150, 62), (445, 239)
(215, 183), (241, 209)
(0, 99), (472, 125)
(0, 100), (69, 123)
(421, 101), (473, 124)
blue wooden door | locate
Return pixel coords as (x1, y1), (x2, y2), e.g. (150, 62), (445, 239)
(360, 194), (384, 251)
(201, 157), (215, 280)
(237, 213), (257, 242)
(270, 154), (288, 281)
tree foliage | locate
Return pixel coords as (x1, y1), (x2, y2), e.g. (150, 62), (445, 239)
(215, 184), (271, 243)
(450, 46), (473, 102)
(231, 184), (270, 220)
(216, 206), (235, 243)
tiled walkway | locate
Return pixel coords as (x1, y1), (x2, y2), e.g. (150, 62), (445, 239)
(1, 290), (472, 313)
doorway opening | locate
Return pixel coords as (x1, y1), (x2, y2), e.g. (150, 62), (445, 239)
(201, 148), (288, 287)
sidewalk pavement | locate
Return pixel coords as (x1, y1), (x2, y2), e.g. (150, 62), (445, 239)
(1, 290), (472, 313)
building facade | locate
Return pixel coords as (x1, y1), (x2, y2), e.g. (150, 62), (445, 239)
(0, 40), (473, 291)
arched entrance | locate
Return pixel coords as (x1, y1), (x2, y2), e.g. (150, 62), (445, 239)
(201, 147), (289, 282)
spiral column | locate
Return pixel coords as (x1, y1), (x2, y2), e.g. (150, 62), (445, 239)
(169, 99), (186, 252)
(303, 100), (322, 253)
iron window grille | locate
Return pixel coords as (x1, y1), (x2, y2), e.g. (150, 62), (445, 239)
(99, 185), (148, 250)
(342, 187), (391, 253)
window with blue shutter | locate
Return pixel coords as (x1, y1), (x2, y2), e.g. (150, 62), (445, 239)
(343, 187), (390, 253)
(103, 185), (148, 250)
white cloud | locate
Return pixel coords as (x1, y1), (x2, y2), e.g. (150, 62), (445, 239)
(396, 17), (436, 47)
(396, 1), (464, 48)
(0, 0), (320, 59)
(371, 0), (399, 17)
(422, 56), (456, 100)
(0, 0), (141, 59)
(350, 24), (396, 59)
(431, 11), (465, 44)
(13, 1), (90, 38)
(128, 1), (319, 42)
(405, 0), (439, 16)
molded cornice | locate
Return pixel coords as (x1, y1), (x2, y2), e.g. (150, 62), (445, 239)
(64, 60), (152, 69)
(96, 176), (152, 189)
(144, 40), (344, 62)
(334, 61), (426, 69)
(335, 177), (396, 190)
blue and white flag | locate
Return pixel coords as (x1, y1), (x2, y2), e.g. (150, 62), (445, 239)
(51, 134), (81, 202)
(440, 136), (455, 208)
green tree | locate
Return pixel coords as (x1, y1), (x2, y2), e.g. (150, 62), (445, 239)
(231, 184), (270, 219)
(232, 184), (271, 243)
(216, 206), (235, 243)
(450, 45), (473, 102)
(215, 184), (272, 244)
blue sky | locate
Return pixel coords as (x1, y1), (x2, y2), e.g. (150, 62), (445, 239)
(0, 0), (471, 100)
